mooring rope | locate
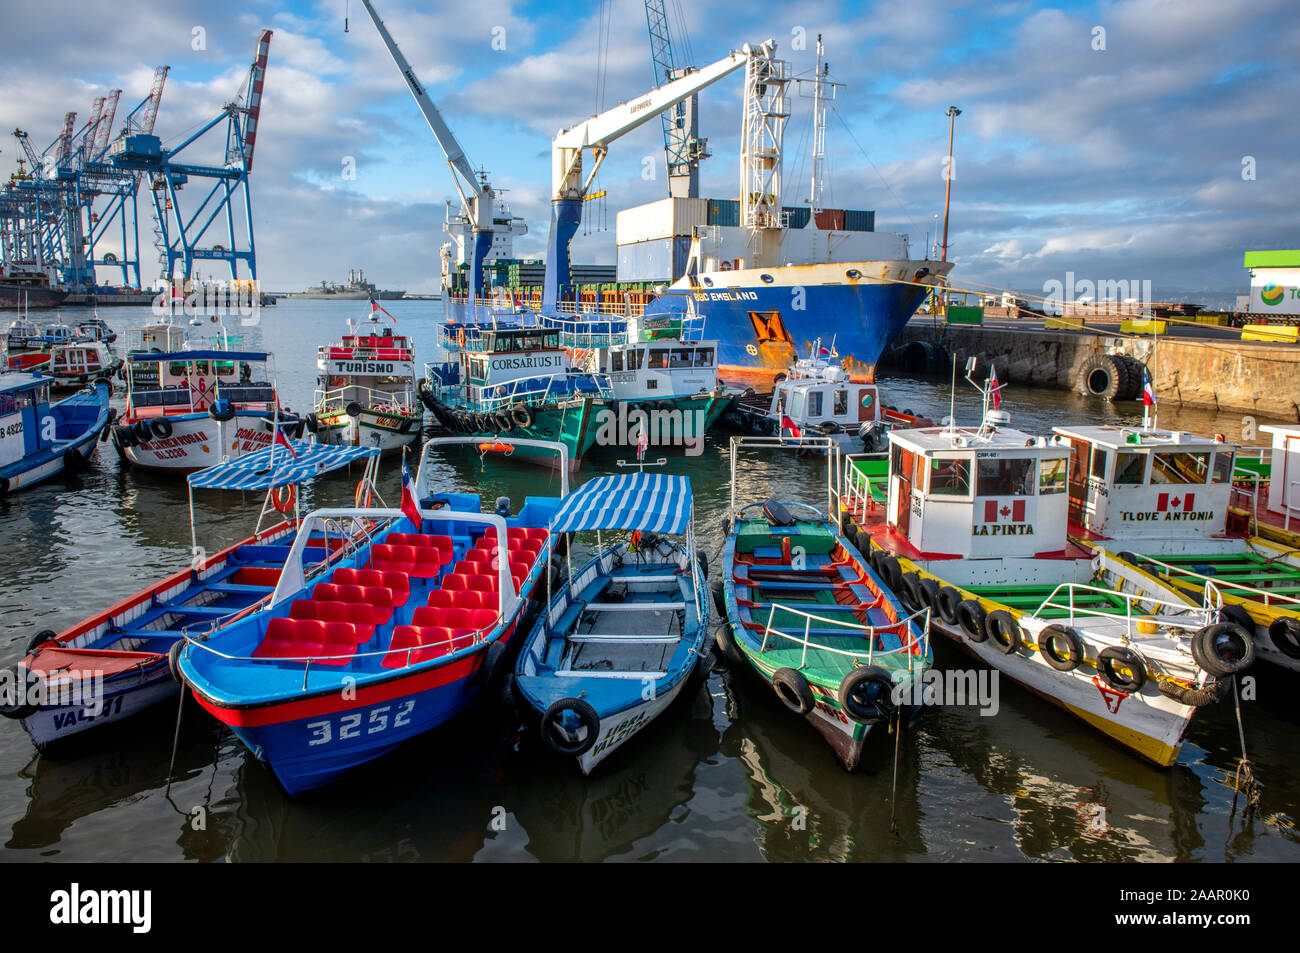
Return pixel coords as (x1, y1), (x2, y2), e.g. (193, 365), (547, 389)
(888, 708), (902, 837)
(1228, 675), (1259, 824)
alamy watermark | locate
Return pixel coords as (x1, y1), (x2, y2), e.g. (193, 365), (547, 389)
(891, 667), (1000, 717)
(151, 279), (261, 325)
(592, 403), (706, 456)
(1042, 272), (1152, 314)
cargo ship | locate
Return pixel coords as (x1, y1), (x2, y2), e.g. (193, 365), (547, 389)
(441, 38), (951, 386)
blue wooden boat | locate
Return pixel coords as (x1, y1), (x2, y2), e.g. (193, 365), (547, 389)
(0, 440), (381, 750)
(513, 472), (711, 774)
(175, 437), (571, 797)
(0, 375), (111, 494)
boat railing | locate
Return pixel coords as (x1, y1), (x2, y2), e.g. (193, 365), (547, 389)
(1122, 551), (1300, 610)
(446, 372), (613, 413)
(841, 451), (890, 522)
(758, 603), (931, 675)
(314, 384), (413, 415)
(1028, 581), (1218, 633)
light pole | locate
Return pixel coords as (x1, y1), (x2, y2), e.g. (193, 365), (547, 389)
(940, 106), (961, 313)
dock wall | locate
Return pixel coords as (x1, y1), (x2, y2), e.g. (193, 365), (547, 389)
(884, 322), (1300, 421)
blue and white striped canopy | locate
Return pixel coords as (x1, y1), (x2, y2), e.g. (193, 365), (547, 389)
(549, 472), (692, 535)
(187, 441), (379, 490)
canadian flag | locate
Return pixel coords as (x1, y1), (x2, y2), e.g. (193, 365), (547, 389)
(1157, 492), (1193, 512)
(985, 499), (1026, 522)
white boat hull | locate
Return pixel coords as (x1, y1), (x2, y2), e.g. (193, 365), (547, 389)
(121, 414), (273, 473)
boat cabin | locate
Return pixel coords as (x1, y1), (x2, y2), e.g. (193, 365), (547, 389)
(76, 317), (116, 343)
(458, 328), (575, 409)
(5, 318), (40, 351)
(884, 416), (1072, 558)
(770, 355), (880, 434)
(1259, 425), (1300, 518)
(126, 321), (188, 356)
(0, 374), (54, 467)
(317, 322), (416, 413)
(40, 324), (75, 347)
(1053, 425), (1237, 540)
(596, 334), (717, 401)
(50, 342), (115, 379)
(126, 350), (275, 416)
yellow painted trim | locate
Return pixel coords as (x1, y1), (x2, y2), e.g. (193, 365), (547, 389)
(1062, 700), (1180, 767)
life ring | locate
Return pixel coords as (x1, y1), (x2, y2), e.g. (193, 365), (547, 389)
(1190, 624), (1254, 677)
(772, 668), (815, 715)
(271, 484), (298, 514)
(956, 599), (988, 643)
(149, 417), (173, 440)
(1037, 624), (1084, 671)
(477, 443), (514, 454)
(838, 665), (896, 722)
(985, 610), (1022, 654)
(1097, 646), (1146, 693)
(540, 698), (600, 756)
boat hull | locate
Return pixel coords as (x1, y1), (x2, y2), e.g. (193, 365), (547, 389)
(20, 666), (176, 750)
(425, 397), (603, 467)
(313, 408), (420, 453)
(118, 411), (275, 473)
(0, 382), (111, 493)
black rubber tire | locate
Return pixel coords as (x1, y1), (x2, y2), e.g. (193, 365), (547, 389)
(131, 420), (153, 443)
(168, 640), (187, 683)
(687, 635), (716, 688)
(1038, 624), (1084, 671)
(1158, 678), (1227, 708)
(62, 446), (84, 473)
(877, 554), (902, 593)
(0, 476), (7, 494)
(149, 417), (173, 440)
(714, 623), (745, 666)
(1077, 354), (1124, 401)
(838, 665), (896, 722)
(1219, 604), (1255, 632)
(1115, 355), (1144, 401)
(957, 599), (988, 643)
(475, 640), (507, 687)
(1192, 624), (1255, 677)
(26, 629), (58, 656)
(511, 404), (534, 429)
(935, 587), (962, 626)
(540, 698), (600, 756)
(710, 580), (728, 619)
(985, 610), (1022, 654)
(114, 425), (135, 448)
(498, 672), (519, 713)
(695, 552), (709, 580)
(1097, 646), (1146, 693)
(1268, 617), (1300, 660)
(1034, 624), (1086, 670)
(345, 401), (363, 419)
(493, 411), (513, 432)
(897, 572), (924, 612)
(918, 577), (941, 616)
(398, 416), (417, 435)
(772, 668), (815, 715)
(208, 400), (236, 422)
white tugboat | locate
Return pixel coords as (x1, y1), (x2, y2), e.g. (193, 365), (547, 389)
(313, 307), (420, 452)
(843, 367), (1251, 767)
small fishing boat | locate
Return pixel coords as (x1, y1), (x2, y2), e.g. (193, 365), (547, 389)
(726, 340), (931, 452)
(46, 341), (123, 392)
(0, 442), (382, 749)
(75, 314), (118, 345)
(420, 323), (612, 468)
(5, 317), (41, 353)
(0, 376), (111, 494)
(175, 437), (570, 796)
(111, 344), (292, 474)
(512, 471), (711, 773)
(1057, 423), (1300, 677)
(717, 434), (931, 771)
(4, 351), (50, 373)
(841, 369), (1248, 767)
(313, 306), (421, 451)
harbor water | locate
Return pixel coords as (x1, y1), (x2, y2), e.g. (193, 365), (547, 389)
(1, 299), (1297, 862)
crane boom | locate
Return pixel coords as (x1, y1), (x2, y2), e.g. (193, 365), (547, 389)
(359, 0), (486, 212)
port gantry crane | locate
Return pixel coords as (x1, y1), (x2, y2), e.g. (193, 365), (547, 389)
(543, 39), (774, 313)
(359, 0), (514, 314)
(643, 0), (708, 199)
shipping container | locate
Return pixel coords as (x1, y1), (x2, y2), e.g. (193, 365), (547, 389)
(616, 237), (692, 283)
(707, 198), (741, 227)
(782, 206), (811, 229)
(614, 197), (707, 245)
(814, 208), (846, 230)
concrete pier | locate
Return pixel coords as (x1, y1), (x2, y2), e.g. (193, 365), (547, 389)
(884, 318), (1300, 421)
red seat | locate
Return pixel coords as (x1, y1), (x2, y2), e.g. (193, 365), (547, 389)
(317, 621), (360, 665)
(314, 583), (395, 624)
(510, 560), (530, 581)
(253, 618), (357, 663)
(370, 544), (418, 574)
(454, 559), (487, 576)
(467, 608), (499, 631)
(331, 568), (410, 606)
(442, 574), (469, 591)
(383, 626), (426, 668)
(425, 589), (456, 609)
(411, 546), (449, 579)
(291, 600), (376, 642)
(466, 573), (496, 593)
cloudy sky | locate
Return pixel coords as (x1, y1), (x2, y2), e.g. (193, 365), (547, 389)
(2, 0), (1295, 297)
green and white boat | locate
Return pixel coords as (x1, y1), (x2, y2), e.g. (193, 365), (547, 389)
(716, 434), (932, 771)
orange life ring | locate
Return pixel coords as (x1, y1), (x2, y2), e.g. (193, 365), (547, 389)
(477, 442), (514, 455)
(271, 484), (297, 514)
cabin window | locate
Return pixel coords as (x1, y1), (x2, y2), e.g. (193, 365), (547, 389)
(1211, 452), (1233, 484)
(860, 392), (875, 408)
(977, 457), (1036, 496)
(833, 390), (848, 415)
(671, 348), (693, 368)
(1151, 451), (1209, 484)
(648, 350), (668, 369)
(789, 391), (805, 419)
(1039, 457), (1068, 494)
(694, 348), (714, 367)
(0, 391), (34, 414)
(626, 349), (644, 370)
(1114, 451), (1146, 484)
(610, 351), (624, 372)
(1090, 448), (1109, 480)
(807, 392), (823, 418)
(928, 457), (971, 497)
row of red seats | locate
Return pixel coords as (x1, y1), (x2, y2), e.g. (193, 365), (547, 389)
(386, 532), (453, 554)
(368, 544), (453, 578)
(383, 626), (472, 668)
(426, 589), (497, 611)
(253, 618), (360, 664)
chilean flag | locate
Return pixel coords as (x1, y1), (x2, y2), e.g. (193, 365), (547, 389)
(1142, 369), (1157, 407)
(370, 297), (397, 323)
(273, 426), (297, 460)
(781, 415), (802, 438)
(636, 424), (649, 461)
(989, 365), (1004, 410)
(400, 459), (422, 529)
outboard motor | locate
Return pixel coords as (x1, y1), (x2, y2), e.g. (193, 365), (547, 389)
(494, 496), (512, 519)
